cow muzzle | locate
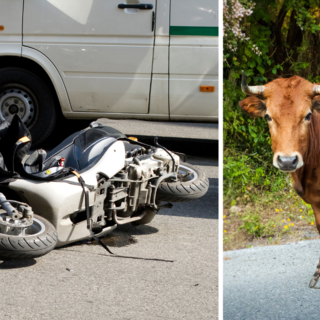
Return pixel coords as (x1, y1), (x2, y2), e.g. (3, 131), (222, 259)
(273, 152), (303, 172)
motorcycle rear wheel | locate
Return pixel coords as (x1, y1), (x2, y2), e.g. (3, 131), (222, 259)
(156, 162), (209, 203)
(0, 214), (57, 260)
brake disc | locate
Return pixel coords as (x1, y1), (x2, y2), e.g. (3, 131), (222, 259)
(0, 209), (33, 236)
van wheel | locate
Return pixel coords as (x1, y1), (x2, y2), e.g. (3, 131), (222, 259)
(0, 67), (57, 147)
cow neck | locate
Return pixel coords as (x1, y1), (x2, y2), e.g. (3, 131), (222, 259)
(304, 112), (320, 168)
(291, 112), (320, 199)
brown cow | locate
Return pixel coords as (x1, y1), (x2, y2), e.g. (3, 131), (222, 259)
(239, 71), (320, 288)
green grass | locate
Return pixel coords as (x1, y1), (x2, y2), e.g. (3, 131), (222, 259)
(223, 187), (317, 251)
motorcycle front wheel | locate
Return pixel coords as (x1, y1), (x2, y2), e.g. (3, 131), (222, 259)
(156, 162), (209, 203)
(0, 214), (57, 260)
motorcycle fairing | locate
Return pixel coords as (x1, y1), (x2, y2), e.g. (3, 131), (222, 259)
(0, 117), (179, 247)
(0, 116), (128, 246)
(44, 127), (118, 173)
(44, 123), (127, 173)
(0, 115), (126, 183)
(9, 140), (126, 246)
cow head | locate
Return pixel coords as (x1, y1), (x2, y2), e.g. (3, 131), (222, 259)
(239, 71), (320, 172)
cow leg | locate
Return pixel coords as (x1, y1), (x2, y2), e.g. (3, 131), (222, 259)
(309, 206), (320, 288)
(309, 260), (320, 288)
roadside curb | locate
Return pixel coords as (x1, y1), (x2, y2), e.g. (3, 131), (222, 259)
(43, 119), (218, 158)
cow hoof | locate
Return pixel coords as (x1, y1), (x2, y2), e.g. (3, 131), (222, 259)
(309, 275), (320, 288)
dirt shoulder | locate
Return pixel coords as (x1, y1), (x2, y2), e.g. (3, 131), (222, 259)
(223, 189), (319, 251)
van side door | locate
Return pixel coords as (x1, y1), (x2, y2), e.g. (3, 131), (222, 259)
(169, 0), (218, 121)
(23, 0), (156, 115)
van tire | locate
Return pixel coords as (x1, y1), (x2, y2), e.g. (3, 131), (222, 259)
(0, 68), (57, 147)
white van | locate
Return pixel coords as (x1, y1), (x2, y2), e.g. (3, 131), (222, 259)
(0, 0), (218, 144)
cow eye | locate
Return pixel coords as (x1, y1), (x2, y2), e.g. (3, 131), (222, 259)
(305, 112), (312, 121)
(264, 114), (272, 121)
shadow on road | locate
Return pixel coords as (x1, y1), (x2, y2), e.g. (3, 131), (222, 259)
(115, 224), (159, 235)
(158, 177), (218, 219)
(0, 259), (37, 269)
(93, 224), (159, 248)
(57, 224), (159, 249)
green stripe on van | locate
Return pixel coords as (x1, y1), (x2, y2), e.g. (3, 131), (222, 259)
(170, 26), (218, 36)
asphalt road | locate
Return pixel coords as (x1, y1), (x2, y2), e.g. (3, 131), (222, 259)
(0, 156), (218, 320)
(42, 117), (217, 157)
(224, 239), (320, 320)
(97, 118), (218, 140)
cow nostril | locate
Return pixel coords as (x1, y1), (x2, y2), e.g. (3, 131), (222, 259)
(277, 155), (299, 170)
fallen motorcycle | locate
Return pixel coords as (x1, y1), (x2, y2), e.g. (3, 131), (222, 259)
(0, 115), (209, 259)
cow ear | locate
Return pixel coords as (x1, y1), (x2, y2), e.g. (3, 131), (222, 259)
(312, 95), (320, 112)
(238, 96), (266, 118)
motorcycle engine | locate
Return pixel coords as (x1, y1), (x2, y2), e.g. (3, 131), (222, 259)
(103, 146), (179, 222)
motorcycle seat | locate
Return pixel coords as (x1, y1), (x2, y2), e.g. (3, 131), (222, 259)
(0, 115), (127, 181)
(22, 124), (125, 178)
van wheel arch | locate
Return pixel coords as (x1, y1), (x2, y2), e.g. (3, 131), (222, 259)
(0, 57), (63, 146)
(0, 56), (61, 110)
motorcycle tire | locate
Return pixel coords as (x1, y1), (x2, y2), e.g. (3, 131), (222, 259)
(0, 214), (58, 260)
(156, 162), (209, 203)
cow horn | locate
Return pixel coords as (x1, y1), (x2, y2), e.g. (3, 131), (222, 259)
(313, 85), (320, 95)
(241, 70), (265, 96)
